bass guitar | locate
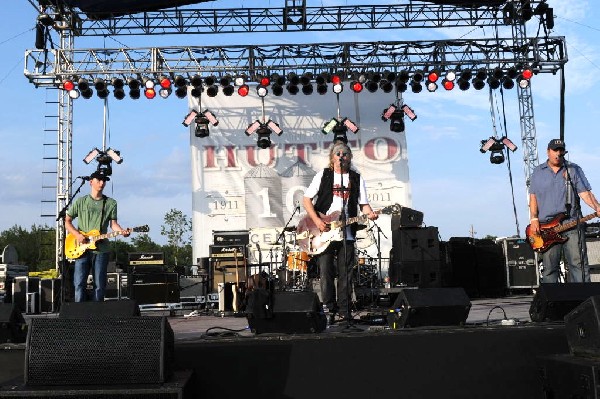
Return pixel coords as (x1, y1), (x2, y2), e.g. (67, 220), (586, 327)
(525, 213), (597, 253)
(65, 225), (149, 260)
(296, 204), (400, 255)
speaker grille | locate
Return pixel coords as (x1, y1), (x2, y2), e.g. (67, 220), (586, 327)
(26, 317), (174, 386)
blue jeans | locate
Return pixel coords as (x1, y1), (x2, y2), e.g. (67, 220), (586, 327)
(541, 227), (590, 283)
(73, 251), (109, 302)
(318, 241), (355, 316)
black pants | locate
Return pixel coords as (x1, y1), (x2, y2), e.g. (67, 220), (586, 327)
(318, 241), (355, 316)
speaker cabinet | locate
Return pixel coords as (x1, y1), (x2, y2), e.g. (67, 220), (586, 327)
(538, 354), (600, 399)
(11, 277), (40, 313)
(0, 303), (26, 343)
(59, 299), (140, 319)
(129, 273), (179, 305)
(529, 283), (600, 322)
(564, 295), (600, 357)
(25, 316), (174, 386)
(391, 227), (440, 262)
(389, 287), (471, 328)
(502, 237), (538, 288)
(247, 291), (326, 334)
(388, 260), (441, 288)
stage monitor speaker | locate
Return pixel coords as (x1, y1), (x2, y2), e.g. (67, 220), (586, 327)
(389, 287), (471, 328)
(0, 303), (26, 343)
(564, 295), (600, 357)
(391, 207), (424, 229)
(59, 299), (140, 319)
(538, 354), (600, 399)
(529, 283), (600, 322)
(391, 226), (440, 262)
(25, 316), (174, 386)
(129, 273), (179, 305)
(247, 291), (326, 334)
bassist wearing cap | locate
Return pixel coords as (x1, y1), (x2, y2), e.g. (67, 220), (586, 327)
(527, 139), (600, 283)
(301, 141), (378, 324)
(65, 169), (131, 302)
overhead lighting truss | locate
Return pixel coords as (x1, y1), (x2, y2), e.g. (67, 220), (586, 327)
(26, 37), (565, 93)
(36, 1), (547, 37)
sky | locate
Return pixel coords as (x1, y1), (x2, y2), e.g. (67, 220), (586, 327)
(1, 0), (599, 247)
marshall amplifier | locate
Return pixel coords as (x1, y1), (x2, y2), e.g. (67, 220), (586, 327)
(209, 245), (248, 293)
(128, 252), (165, 265)
(213, 230), (250, 246)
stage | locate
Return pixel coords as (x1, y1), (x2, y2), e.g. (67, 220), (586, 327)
(0, 294), (574, 398)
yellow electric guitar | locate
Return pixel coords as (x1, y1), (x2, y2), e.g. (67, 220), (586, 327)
(65, 225), (149, 260)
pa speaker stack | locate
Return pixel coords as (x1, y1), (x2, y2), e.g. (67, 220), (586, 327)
(389, 226), (441, 288)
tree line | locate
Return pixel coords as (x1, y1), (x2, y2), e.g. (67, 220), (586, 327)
(0, 209), (193, 272)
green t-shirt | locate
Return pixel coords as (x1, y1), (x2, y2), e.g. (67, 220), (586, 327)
(66, 194), (118, 253)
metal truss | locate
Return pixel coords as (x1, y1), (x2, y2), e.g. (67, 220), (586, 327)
(44, 0), (544, 37)
(25, 36), (566, 86)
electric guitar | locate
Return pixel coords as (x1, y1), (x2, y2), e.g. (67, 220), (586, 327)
(65, 225), (149, 260)
(525, 213), (597, 253)
(296, 204), (401, 255)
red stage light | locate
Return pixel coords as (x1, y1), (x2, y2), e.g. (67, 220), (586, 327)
(351, 81), (363, 93)
(521, 67), (534, 80)
(238, 84), (250, 97)
(63, 80), (75, 91)
(260, 77), (270, 87)
(144, 88), (156, 99)
(331, 75), (342, 85)
(159, 76), (171, 89)
(427, 70), (439, 82)
(442, 79), (455, 90)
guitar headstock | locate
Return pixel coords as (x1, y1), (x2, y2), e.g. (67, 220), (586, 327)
(132, 225), (150, 233)
(380, 204), (402, 215)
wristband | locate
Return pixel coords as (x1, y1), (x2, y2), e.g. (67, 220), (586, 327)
(530, 218), (538, 222)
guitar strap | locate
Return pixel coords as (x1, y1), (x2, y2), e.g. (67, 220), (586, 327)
(99, 195), (107, 234)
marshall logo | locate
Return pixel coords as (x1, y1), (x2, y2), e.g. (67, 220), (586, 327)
(128, 252), (165, 265)
(209, 245), (245, 258)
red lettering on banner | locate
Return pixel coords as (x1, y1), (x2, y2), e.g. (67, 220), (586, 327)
(284, 143), (319, 164)
(204, 146), (216, 168)
(225, 146), (237, 167)
(363, 137), (399, 161)
(245, 145), (276, 167)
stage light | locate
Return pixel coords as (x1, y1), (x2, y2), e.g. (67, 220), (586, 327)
(501, 136), (518, 152)
(332, 82), (343, 94)
(410, 81), (422, 93)
(379, 79), (393, 93)
(402, 104), (417, 121)
(517, 76), (529, 89)
(206, 85), (218, 97)
(502, 78), (515, 90)
(332, 123), (349, 144)
(315, 73), (327, 85)
(426, 81), (438, 92)
(267, 120), (283, 135)
(220, 76), (231, 87)
(397, 70), (410, 84)
(94, 78), (107, 91)
(487, 76), (501, 90)
(68, 89), (80, 99)
(490, 150), (505, 164)
(81, 87), (94, 99)
(369, 71), (382, 83)
(331, 75), (342, 85)
(381, 104), (397, 121)
(316, 82), (328, 95)
(125, 78), (139, 99)
(427, 69), (440, 83)
(222, 85), (234, 96)
(322, 118), (339, 134)
(204, 76), (216, 86)
(97, 87), (110, 99)
(472, 78), (485, 90)
(113, 87), (125, 100)
(159, 76), (171, 89)
(301, 84), (314, 95)
(221, 76), (234, 96)
(382, 71), (396, 83)
(521, 66), (534, 80)
(442, 79), (455, 91)
(259, 76), (270, 87)
(256, 126), (272, 149)
(272, 83), (284, 96)
(245, 120), (262, 136)
(492, 67), (504, 80)
(286, 83), (299, 95)
(174, 75), (187, 88)
(506, 67), (518, 79)
(445, 70), (456, 82)
(143, 77), (154, 90)
(190, 86), (203, 98)
(257, 85), (268, 97)
(288, 72), (300, 85)
(78, 78), (90, 91)
(159, 87), (172, 98)
(395, 80), (408, 93)
(62, 79), (75, 91)
(350, 81), (363, 93)
(192, 109), (219, 138)
(458, 79), (470, 91)
(365, 81), (378, 93)
(412, 70), (424, 83)
(105, 148), (123, 164)
(342, 118), (359, 134)
(271, 74), (286, 86)
(480, 136), (511, 164)
(194, 116), (210, 138)
(144, 87), (156, 99)
(300, 73), (312, 86)
(389, 111), (405, 133)
(238, 84), (250, 97)
(83, 148), (100, 164)
(234, 75), (246, 87)
(459, 69), (473, 81)
(182, 109), (199, 127)
(191, 74), (203, 87)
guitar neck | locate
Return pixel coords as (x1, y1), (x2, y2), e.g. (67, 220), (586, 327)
(331, 210), (379, 229)
(90, 230), (126, 243)
(555, 213), (597, 233)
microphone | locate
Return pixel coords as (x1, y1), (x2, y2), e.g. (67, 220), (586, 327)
(295, 200), (301, 211)
(79, 176), (90, 181)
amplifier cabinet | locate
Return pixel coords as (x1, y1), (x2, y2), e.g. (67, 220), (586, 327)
(213, 230), (249, 246)
(388, 260), (441, 288)
(129, 273), (179, 305)
(106, 272), (128, 300)
(502, 237), (538, 288)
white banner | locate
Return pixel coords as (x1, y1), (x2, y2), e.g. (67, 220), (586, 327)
(189, 87), (412, 269)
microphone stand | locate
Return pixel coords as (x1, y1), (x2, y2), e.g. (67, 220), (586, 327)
(371, 220), (388, 286)
(562, 157), (587, 282)
(276, 205), (301, 290)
